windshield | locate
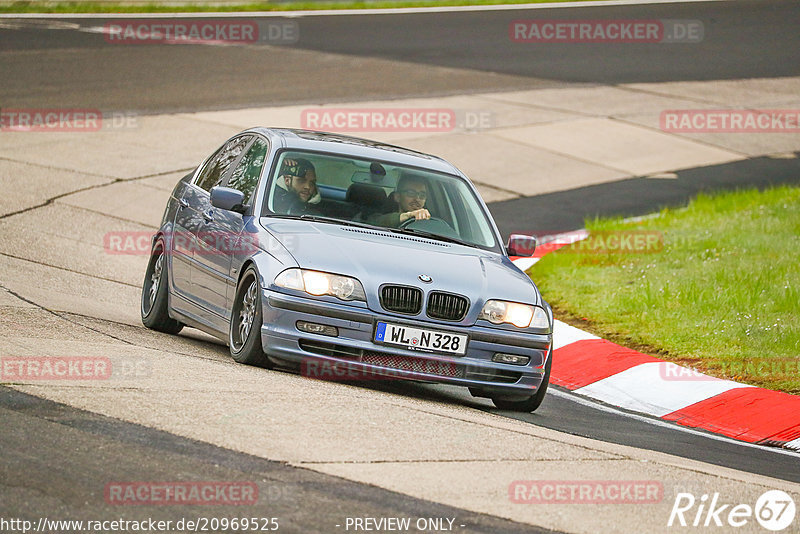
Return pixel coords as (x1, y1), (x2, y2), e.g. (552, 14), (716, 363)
(263, 150), (499, 250)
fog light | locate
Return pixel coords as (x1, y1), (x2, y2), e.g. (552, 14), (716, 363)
(297, 321), (338, 337)
(492, 353), (530, 366)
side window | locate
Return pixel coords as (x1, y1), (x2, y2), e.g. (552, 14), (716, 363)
(195, 135), (252, 192)
(226, 137), (268, 204)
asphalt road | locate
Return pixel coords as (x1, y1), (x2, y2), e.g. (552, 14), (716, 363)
(0, 386), (552, 534)
(365, 381), (800, 484)
(489, 152), (800, 236)
(0, 0), (799, 112)
(2, 0), (800, 529)
(278, 0), (800, 83)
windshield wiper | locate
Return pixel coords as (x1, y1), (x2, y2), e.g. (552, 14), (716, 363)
(266, 214), (482, 249)
(266, 213), (380, 230)
(390, 227), (480, 249)
(299, 214), (383, 230)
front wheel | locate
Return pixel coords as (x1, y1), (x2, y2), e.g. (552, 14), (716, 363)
(229, 267), (272, 368)
(491, 352), (551, 412)
(141, 240), (183, 334)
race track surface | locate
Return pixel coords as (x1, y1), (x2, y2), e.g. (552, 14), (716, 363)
(1, 1), (800, 532)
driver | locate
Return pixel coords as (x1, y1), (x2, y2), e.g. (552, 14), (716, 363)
(368, 173), (430, 227)
(273, 157), (322, 214)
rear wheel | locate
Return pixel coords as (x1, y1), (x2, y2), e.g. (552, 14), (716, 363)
(491, 352), (551, 412)
(141, 240), (183, 334)
(230, 267), (272, 368)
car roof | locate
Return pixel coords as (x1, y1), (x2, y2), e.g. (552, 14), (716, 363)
(245, 127), (462, 176)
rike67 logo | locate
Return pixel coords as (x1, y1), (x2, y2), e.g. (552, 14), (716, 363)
(668, 490), (796, 531)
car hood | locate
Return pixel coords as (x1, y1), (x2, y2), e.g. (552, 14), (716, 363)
(260, 219), (541, 311)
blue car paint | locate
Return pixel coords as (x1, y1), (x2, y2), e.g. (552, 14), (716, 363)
(152, 128), (553, 401)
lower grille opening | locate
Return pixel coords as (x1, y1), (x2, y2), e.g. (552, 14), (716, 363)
(361, 351), (461, 378)
(464, 368), (522, 384)
(299, 340), (362, 359)
(299, 340), (522, 384)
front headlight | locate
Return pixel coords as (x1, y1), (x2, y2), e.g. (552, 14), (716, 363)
(479, 299), (550, 330)
(274, 268), (366, 302)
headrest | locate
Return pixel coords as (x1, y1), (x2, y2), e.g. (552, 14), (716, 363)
(346, 183), (387, 206)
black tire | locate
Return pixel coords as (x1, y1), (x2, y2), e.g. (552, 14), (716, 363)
(229, 267), (273, 368)
(141, 239), (183, 334)
(491, 351), (552, 412)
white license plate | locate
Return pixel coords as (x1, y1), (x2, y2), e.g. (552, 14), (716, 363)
(374, 322), (467, 355)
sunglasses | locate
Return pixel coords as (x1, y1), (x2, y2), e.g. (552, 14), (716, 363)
(400, 189), (427, 200)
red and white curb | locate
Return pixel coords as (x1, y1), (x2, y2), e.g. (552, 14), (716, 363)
(511, 231), (800, 451)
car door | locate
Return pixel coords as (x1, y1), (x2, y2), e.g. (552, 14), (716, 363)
(175, 134), (253, 315)
(190, 135), (265, 318)
(211, 136), (270, 318)
(170, 150), (225, 301)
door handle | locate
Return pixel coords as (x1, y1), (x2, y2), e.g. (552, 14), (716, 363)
(203, 209), (214, 223)
(178, 198), (189, 209)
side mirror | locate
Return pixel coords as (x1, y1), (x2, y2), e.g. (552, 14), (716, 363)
(507, 234), (537, 257)
(210, 186), (247, 214)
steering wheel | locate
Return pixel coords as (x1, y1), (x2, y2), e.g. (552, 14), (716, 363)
(399, 216), (459, 239)
(400, 215), (443, 228)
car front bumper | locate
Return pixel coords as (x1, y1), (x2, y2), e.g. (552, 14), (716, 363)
(260, 289), (552, 398)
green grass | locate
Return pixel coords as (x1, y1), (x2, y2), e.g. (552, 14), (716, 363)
(0, 0), (602, 14)
(530, 185), (800, 394)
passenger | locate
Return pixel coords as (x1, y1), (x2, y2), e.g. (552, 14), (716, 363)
(368, 173), (431, 228)
(273, 158), (322, 214)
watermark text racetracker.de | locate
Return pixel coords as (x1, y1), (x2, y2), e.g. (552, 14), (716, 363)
(1, 356), (111, 381)
(509, 480), (663, 504)
(103, 230), (296, 256)
(301, 358), (460, 381)
(661, 109), (800, 133)
(658, 359), (800, 382)
(0, 108), (138, 132)
(300, 107), (495, 133)
(511, 230), (664, 256)
(510, 19), (703, 43)
(0, 517), (279, 533)
(103, 19), (299, 45)
(1, 355), (154, 381)
(105, 481), (258, 505)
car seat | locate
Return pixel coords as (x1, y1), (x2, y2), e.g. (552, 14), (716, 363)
(346, 183), (388, 222)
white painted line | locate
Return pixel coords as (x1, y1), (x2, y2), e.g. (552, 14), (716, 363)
(573, 362), (752, 417)
(80, 25), (110, 34)
(622, 212), (662, 223)
(0, 0), (732, 19)
(511, 257), (538, 271)
(80, 24), (239, 46)
(0, 19), (80, 28)
(545, 228), (590, 245)
(552, 319), (598, 350)
(548, 387), (800, 458)
(784, 438), (800, 451)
